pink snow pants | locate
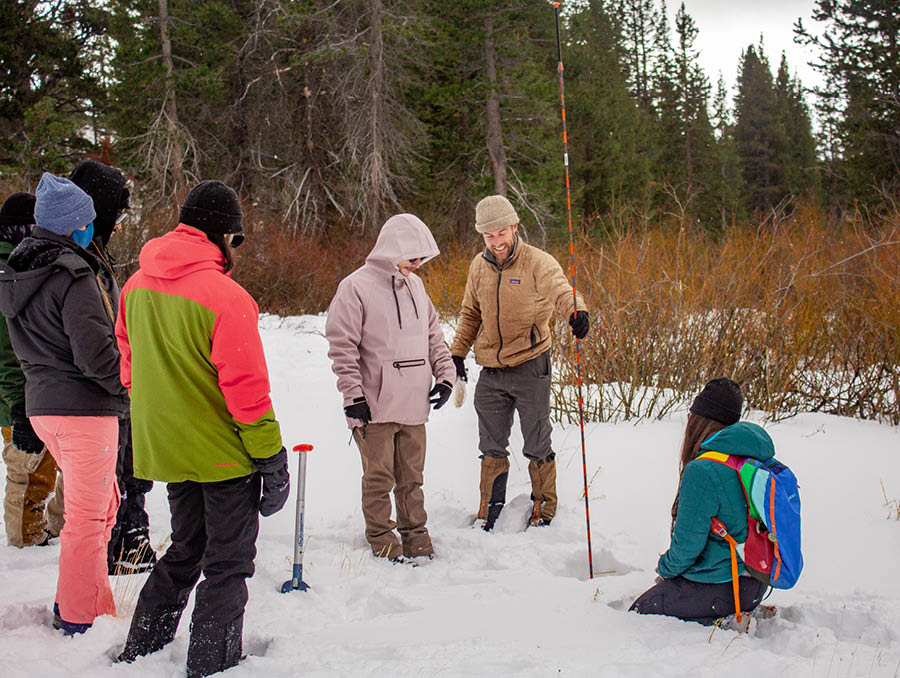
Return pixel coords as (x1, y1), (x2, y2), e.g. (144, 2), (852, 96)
(31, 415), (119, 625)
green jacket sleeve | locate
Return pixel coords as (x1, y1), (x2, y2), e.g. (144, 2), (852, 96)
(0, 315), (25, 425)
(657, 461), (719, 578)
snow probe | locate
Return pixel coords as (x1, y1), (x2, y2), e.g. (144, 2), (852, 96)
(281, 443), (313, 593)
(553, 1), (594, 580)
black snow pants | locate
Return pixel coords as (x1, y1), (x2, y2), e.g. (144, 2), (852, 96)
(120, 473), (261, 677)
(629, 575), (766, 626)
(107, 416), (153, 566)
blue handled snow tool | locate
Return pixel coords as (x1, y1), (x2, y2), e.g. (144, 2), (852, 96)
(281, 443), (313, 593)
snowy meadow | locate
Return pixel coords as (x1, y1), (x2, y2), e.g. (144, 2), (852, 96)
(1, 314), (899, 677)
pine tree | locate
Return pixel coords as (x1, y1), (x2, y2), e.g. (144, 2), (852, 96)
(773, 54), (818, 201)
(565, 0), (656, 222)
(710, 73), (744, 227)
(0, 1), (106, 178)
(105, 0), (242, 198)
(411, 0), (561, 242)
(795, 0), (900, 204)
(651, 2), (718, 224)
(408, 0), (484, 240)
(733, 42), (784, 214)
(618, 0), (661, 107)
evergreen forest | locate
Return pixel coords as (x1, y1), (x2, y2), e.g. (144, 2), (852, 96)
(3, 0), (899, 237)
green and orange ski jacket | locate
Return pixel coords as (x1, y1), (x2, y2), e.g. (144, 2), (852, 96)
(115, 224), (282, 483)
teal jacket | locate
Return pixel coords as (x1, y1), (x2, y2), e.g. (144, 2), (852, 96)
(657, 422), (775, 583)
(0, 241), (25, 426)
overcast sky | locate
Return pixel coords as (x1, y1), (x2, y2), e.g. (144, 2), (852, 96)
(671, 0), (823, 94)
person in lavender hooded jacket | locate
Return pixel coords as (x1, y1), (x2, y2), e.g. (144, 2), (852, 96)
(326, 214), (455, 561)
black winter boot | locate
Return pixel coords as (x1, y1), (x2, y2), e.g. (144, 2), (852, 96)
(186, 618), (244, 678)
(116, 605), (184, 663)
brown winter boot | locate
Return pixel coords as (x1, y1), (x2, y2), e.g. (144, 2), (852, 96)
(528, 454), (557, 526)
(478, 455), (509, 531)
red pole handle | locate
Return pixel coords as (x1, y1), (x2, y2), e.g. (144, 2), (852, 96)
(292, 444), (314, 453)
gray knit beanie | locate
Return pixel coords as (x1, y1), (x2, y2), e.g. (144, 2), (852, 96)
(475, 195), (519, 233)
(34, 172), (96, 235)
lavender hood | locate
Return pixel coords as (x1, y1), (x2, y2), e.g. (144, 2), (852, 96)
(325, 214), (454, 427)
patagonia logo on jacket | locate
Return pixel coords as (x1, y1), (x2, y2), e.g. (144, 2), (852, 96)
(510, 279), (521, 284)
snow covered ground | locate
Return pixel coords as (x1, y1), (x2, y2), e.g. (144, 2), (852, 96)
(2, 313), (899, 677)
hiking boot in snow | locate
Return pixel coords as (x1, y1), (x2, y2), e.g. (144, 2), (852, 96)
(52, 603), (91, 636)
(32, 529), (52, 546)
(372, 542), (404, 561)
(109, 533), (157, 575)
(716, 612), (754, 634)
(186, 618), (243, 678)
(388, 554), (421, 567)
(402, 535), (434, 559)
(117, 606), (185, 663)
(717, 604), (777, 634)
(528, 453), (557, 527)
(755, 604), (777, 619)
(478, 455), (509, 531)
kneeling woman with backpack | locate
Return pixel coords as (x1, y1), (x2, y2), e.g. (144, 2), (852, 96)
(630, 378), (772, 625)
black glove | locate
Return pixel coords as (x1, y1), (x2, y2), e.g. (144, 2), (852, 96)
(428, 381), (453, 410)
(452, 355), (467, 382)
(344, 397), (371, 425)
(568, 310), (590, 340)
(11, 403), (44, 454)
(254, 447), (290, 517)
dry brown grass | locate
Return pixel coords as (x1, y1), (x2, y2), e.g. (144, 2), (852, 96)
(546, 205), (900, 424)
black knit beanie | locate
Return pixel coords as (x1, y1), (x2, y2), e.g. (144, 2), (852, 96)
(180, 181), (243, 245)
(0, 192), (35, 246)
(0, 192), (36, 226)
(70, 159), (130, 247)
(689, 378), (743, 425)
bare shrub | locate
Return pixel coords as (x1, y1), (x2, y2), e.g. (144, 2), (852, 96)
(549, 204), (900, 424)
(234, 214), (372, 315)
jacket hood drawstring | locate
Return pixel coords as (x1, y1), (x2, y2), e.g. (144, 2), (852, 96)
(391, 275), (419, 329)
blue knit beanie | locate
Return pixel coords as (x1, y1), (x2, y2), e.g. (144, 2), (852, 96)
(34, 172), (96, 235)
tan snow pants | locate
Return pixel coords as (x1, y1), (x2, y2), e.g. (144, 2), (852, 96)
(353, 422), (432, 559)
(2, 426), (64, 546)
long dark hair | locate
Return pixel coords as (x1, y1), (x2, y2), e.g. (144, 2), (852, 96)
(670, 413), (727, 533)
(206, 232), (234, 274)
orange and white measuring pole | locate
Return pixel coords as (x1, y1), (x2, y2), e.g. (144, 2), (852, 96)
(552, 1), (594, 580)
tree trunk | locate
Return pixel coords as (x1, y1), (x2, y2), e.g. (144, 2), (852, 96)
(158, 0), (185, 195)
(368, 0), (385, 231)
(484, 17), (507, 197)
(231, 44), (252, 199)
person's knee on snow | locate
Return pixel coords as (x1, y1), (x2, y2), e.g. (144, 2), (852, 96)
(631, 378), (783, 626)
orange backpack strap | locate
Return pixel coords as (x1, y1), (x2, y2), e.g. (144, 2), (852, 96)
(710, 517), (743, 623)
(769, 475), (781, 581)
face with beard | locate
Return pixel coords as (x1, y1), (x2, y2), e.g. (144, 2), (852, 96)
(482, 223), (518, 265)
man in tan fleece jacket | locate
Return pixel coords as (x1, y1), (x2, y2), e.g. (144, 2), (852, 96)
(450, 195), (589, 530)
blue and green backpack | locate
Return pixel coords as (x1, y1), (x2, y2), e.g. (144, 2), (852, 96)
(698, 448), (803, 614)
